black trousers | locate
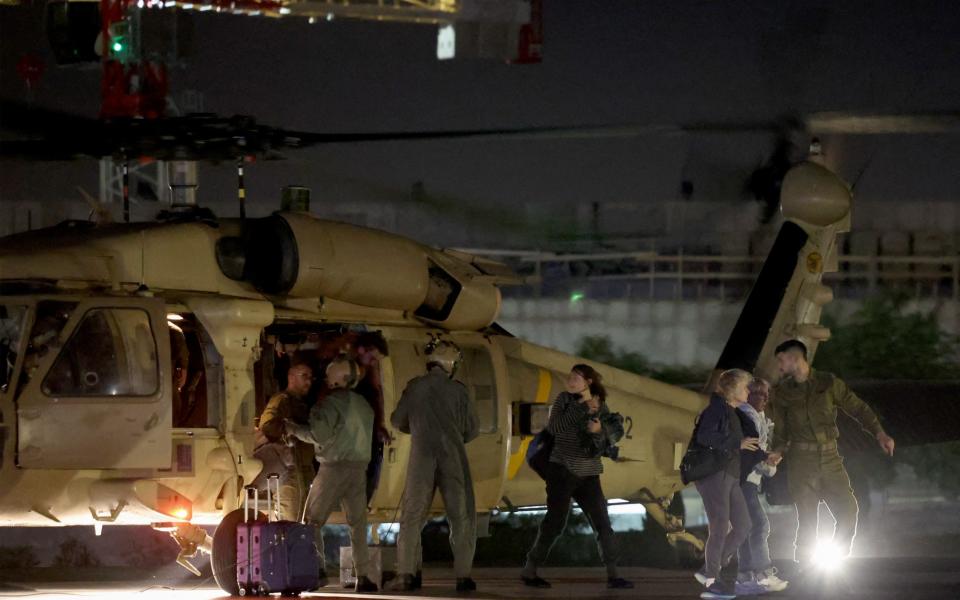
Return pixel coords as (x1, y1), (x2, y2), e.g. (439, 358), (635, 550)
(523, 461), (619, 577)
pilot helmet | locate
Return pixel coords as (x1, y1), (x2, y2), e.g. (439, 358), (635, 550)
(425, 339), (462, 377)
(326, 356), (359, 389)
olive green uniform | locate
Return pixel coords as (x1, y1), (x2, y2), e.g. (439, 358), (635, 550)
(770, 369), (885, 560)
(255, 391), (315, 521)
(288, 389), (375, 579)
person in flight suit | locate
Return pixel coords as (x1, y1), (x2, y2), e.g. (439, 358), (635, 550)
(287, 357), (378, 593)
(767, 339), (895, 565)
(255, 360), (317, 522)
(390, 340), (480, 593)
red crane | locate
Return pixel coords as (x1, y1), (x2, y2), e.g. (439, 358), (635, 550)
(99, 0), (168, 119)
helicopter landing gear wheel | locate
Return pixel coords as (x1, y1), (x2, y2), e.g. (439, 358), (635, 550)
(211, 507), (265, 596)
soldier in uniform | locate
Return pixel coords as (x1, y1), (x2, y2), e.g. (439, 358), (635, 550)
(767, 339), (895, 566)
(390, 340), (480, 593)
(287, 357), (378, 593)
(255, 360), (317, 522)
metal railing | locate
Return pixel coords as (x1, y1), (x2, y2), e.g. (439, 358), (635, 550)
(463, 249), (960, 302)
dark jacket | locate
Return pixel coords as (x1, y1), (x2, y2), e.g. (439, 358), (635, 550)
(737, 408), (768, 484)
(770, 369), (884, 452)
(695, 393), (744, 477)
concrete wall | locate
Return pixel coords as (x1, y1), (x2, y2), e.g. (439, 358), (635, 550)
(499, 298), (960, 367)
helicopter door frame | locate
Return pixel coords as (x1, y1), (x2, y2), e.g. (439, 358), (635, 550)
(16, 296), (172, 470)
(447, 332), (510, 511)
(0, 301), (30, 472)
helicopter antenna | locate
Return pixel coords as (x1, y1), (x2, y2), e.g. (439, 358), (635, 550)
(850, 144), (881, 191)
(77, 186), (110, 225)
(121, 152), (130, 223)
(237, 156), (247, 219)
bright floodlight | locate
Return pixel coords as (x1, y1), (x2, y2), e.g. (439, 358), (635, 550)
(811, 541), (845, 571)
(437, 24), (456, 60)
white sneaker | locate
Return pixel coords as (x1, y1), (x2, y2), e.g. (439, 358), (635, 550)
(757, 571), (789, 592)
(694, 570), (715, 588)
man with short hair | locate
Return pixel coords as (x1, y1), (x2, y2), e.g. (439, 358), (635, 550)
(287, 357), (378, 593)
(768, 339), (895, 567)
(353, 332), (391, 502)
(255, 361), (316, 521)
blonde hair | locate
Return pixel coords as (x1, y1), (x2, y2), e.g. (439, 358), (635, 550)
(716, 368), (752, 398)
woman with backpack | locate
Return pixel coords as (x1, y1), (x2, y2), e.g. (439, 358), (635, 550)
(520, 364), (633, 590)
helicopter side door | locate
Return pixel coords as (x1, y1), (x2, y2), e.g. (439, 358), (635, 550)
(16, 297), (172, 469)
(451, 335), (508, 511)
(379, 332), (508, 514)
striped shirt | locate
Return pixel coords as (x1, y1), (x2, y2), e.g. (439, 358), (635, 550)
(547, 391), (604, 477)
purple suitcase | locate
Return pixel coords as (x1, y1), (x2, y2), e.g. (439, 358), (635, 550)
(253, 520), (320, 595)
(237, 486), (267, 596)
(238, 476), (319, 597)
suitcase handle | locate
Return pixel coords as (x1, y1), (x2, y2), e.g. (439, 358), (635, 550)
(266, 474), (281, 522)
(243, 486), (259, 523)
(243, 475), (281, 523)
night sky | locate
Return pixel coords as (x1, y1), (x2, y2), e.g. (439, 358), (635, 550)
(1, 0), (959, 241)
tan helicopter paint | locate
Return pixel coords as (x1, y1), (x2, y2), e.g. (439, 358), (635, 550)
(752, 159), (852, 383)
(0, 159), (852, 570)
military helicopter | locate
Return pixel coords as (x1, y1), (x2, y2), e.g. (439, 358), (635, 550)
(0, 97), (867, 593)
(4, 2), (960, 596)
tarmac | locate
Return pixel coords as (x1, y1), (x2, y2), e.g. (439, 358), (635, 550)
(3, 558), (960, 600)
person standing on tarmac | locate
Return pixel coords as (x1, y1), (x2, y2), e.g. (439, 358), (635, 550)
(735, 378), (788, 594)
(521, 365), (634, 591)
(767, 339), (895, 568)
(352, 332), (391, 502)
(286, 357), (378, 593)
(390, 340), (480, 593)
(255, 360), (316, 522)
(693, 368), (757, 600)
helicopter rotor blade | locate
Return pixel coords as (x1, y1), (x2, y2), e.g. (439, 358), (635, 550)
(806, 112), (960, 135)
(3, 99), (959, 162)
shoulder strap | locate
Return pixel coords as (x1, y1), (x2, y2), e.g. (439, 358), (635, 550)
(689, 412), (703, 446)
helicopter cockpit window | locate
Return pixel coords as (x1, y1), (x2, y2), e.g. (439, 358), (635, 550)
(19, 300), (77, 390)
(42, 308), (159, 397)
(456, 347), (498, 434)
(0, 304), (28, 395)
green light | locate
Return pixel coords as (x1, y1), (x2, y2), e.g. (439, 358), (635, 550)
(569, 291), (585, 303)
(112, 41), (124, 53)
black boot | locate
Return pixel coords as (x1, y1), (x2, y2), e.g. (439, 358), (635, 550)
(522, 575), (551, 588)
(456, 577), (477, 592)
(607, 577), (634, 589)
(412, 570), (423, 590)
(355, 575), (378, 593)
(312, 574), (329, 591)
(390, 573), (417, 591)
